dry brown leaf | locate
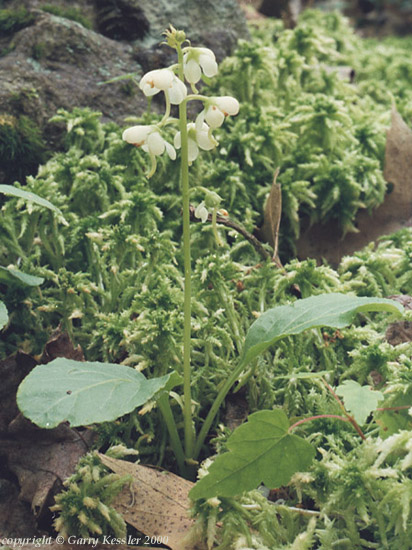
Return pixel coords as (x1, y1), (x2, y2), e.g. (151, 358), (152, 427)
(40, 329), (85, 363)
(0, 351), (36, 433)
(0, 478), (38, 538)
(385, 320), (412, 346)
(0, 420), (95, 518)
(98, 454), (206, 550)
(296, 107), (412, 265)
(0, 331), (90, 524)
(257, 168), (282, 265)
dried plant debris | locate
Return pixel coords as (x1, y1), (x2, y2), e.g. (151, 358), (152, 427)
(98, 454), (205, 550)
(0, 419), (95, 519)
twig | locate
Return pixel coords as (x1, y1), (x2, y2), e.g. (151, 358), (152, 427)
(189, 205), (272, 261)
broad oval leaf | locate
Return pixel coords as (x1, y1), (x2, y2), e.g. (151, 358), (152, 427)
(0, 184), (63, 215)
(0, 266), (44, 287)
(17, 358), (182, 429)
(0, 301), (8, 330)
(240, 293), (403, 367)
(189, 410), (315, 500)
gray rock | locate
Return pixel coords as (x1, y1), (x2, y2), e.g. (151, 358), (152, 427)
(0, 0), (249, 127)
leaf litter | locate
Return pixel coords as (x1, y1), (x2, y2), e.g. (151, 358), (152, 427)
(98, 454), (206, 550)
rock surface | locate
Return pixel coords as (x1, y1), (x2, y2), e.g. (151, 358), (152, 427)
(0, 0), (249, 179)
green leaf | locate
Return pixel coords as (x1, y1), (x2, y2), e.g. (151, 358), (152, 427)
(189, 410), (315, 500)
(336, 380), (384, 425)
(375, 388), (412, 437)
(240, 293), (403, 367)
(0, 184), (63, 215)
(0, 266), (44, 287)
(17, 358), (182, 429)
(0, 301), (8, 330)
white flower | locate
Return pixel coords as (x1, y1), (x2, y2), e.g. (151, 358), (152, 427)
(183, 47), (218, 84)
(199, 96), (240, 129)
(122, 125), (176, 160)
(123, 124), (176, 178)
(139, 68), (187, 105)
(194, 201), (209, 223)
(174, 122), (215, 163)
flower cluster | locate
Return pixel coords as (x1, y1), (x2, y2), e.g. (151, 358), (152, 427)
(122, 28), (239, 176)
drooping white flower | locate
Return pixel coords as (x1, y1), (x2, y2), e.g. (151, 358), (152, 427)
(174, 122), (215, 163)
(139, 68), (187, 105)
(194, 201), (209, 223)
(123, 124), (176, 177)
(198, 96), (240, 129)
(183, 47), (218, 84)
(122, 125), (176, 160)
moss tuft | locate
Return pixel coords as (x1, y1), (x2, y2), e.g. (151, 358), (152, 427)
(0, 114), (46, 184)
(0, 7), (35, 35)
(40, 4), (92, 29)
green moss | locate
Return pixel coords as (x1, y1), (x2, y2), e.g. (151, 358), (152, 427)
(0, 114), (46, 184)
(0, 7), (35, 35)
(51, 452), (131, 539)
(32, 41), (47, 60)
(40, 4), (92, 29)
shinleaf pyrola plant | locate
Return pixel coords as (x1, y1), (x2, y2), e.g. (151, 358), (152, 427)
(122, 26), (239, 465)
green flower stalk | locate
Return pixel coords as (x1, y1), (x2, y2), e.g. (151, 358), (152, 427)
(122, 25), (239, 469)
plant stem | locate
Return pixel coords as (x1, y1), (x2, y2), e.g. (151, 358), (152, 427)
(193, 358), (248, 459)
(177, 43), (195, 461)
(157, 394), (187, 476)
(321, 378), (366, 440)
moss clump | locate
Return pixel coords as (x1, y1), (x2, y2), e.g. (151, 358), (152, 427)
(0, 7), (35, 35)
(40, 4), (92, 29)
(51, 452), (131, 539)
(0, 114), (46, 184)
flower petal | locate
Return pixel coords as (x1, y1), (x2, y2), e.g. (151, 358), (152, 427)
(196, 123), (215, 151)
(165, 141), (176, 160)
(122, 125), (152, 145)
(199, 52), (218, 78)
(215, 96), (240, 116)
(188, 138), (199, 162)
(147, 131), (165, 156)
(195, 202), (209, 223)
(174, 131), (181, 149)
(168, 76), (187, 105)
(140, 69), (174, 95)
(205, 105), (225, 128)
(184, 58), (202, 84)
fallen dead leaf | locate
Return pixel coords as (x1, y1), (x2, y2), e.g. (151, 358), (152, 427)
(296, 107), (412, 265)
(39, 329), (84, 363)
(385, 321), (412, 346)
(384, 295), (412, 345)
(0, 331), (92, 525)
(0, 478), (38, 538)
(0, 418), (95, 519)
(98, 454), (206, 550)
(386, 294), (412, 310)
(0, 351), (36, 433)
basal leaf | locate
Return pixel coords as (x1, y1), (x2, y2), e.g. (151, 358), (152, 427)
(336, 380), (384, 425)
(240, 293), (403, 367)
(189, 410), (315, 500)
(0, 184), (63, 215)
(17, 358), (182, 429)
(0, 301), (8, 330)
(0, 266), (44, 287)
